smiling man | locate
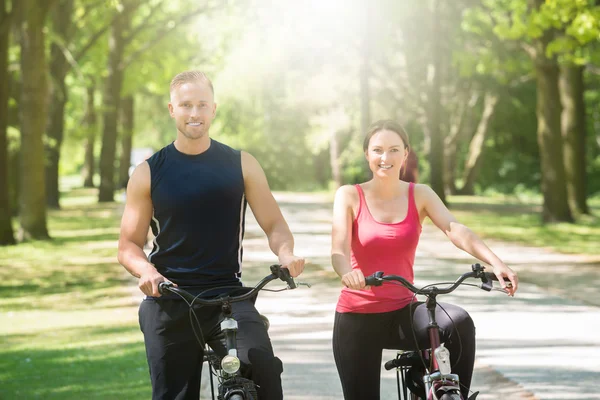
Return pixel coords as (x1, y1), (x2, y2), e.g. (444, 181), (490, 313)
(117, 70), (305, 400)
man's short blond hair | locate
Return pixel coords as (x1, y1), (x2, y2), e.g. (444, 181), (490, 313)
(169, 71), (214, 95)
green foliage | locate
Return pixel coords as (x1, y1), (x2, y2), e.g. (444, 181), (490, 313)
(451, 194), (600, 254)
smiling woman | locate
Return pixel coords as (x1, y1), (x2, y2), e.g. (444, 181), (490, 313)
(330, 119), (519, 400)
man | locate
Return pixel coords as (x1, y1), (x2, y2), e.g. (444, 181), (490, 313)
(118, 70), (305, 400)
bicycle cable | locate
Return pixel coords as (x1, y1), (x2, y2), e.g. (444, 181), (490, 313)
(388, 278), (498, 399)
(407, 279), (505, 399)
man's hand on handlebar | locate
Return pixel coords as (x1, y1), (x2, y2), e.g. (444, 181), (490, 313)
(278, 254), (306, 278)
(138, 265), (175, 297)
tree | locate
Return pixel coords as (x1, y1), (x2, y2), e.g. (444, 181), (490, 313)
(45, 0), (110, 208)
(560, 64), (589, 215)
(471, 0), (575, 222)
(457, 92), (500, 195)
(0, 0), (15, 245)
(118, 95), (134, 189)
(46, 0), (74, 209)
(425, 0), (447, 204)
(529, 0), (573, 222)
(82, 81), (98, 188)
(98, 0), (214, 202)
(18, 0), (57, 240)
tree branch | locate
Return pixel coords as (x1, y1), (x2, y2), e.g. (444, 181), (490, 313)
(120, 6), (210, 70)
(122, 1), (163, 46)
(520, 42), (537, 59)
(586, 64), (600, 75)
(78, 0), (107, 22)
(74, 21), (112, 61)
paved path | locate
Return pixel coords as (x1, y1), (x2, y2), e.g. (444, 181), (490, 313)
(198, 193), (600, 400)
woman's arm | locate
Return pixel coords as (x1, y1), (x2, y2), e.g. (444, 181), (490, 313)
(331, 186), (366, 290)
(418, 185), (518, 295)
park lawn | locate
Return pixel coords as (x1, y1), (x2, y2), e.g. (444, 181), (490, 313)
(0, 187), (151, 400)
(448, 194), (600, 256)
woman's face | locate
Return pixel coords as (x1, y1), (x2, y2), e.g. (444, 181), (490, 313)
(365, 129), (408, 179)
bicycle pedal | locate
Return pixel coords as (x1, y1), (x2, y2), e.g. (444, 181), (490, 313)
(297, 281), (311, 288)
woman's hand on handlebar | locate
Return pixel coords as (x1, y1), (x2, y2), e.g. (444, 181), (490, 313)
(138, 264), (175, 297)
(491, 261), (518, 296)
(342, 269), (370, 290)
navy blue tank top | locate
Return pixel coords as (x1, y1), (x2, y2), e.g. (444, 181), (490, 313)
(146, 140), (246, 290)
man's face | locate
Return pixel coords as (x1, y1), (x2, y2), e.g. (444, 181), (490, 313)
(168, 81), (216, 141)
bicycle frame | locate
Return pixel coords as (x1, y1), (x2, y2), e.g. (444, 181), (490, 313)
(368, 263), (506, 400)
(158, 264), (303, 400)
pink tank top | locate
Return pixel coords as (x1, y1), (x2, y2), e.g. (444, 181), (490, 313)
(336, 182), (422, 313)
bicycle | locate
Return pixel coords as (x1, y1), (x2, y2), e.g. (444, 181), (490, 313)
(364, 263), (512, 400)
(158, 264), (309, 400)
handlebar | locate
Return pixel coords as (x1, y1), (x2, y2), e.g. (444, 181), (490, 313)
(158, 264), (300, 305)
(364, 263), (511, 295)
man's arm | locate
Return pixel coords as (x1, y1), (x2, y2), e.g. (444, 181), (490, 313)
(241, 151), (305, 277)
(117, 162), (167, 296)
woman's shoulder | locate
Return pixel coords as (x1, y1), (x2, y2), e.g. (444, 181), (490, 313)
(413, 183), (435, 196)
(334, 184), (360, 204)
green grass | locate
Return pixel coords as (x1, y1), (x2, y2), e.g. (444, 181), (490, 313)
(0, 187), (151, 400)
(448, 194), (600, 255)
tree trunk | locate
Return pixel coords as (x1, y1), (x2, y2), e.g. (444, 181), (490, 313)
(18, 0), (52, 240)
(444, 91), (479, 194)
(0, 0), (15, 245)
(98, 7), (128, 202)
(528, 6), (572, 222)
(82, 83), (97, 188)
(359, 2), (371, 138)
(45, 0), (73, 209)
(528, 0), (573, 223)
(457, 92), (499, 195)
(330, 130), (341, 189)
(559, 64), (589, 216)
(119, 95), (134, 189)
(427, 0), (446, 204)
(357, 1), (372, 183)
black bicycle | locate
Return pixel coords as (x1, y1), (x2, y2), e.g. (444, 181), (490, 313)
(365, 263), (512, 400)
(158, 264), (309, 400)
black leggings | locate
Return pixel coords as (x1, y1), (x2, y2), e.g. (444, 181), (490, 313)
(333, 302), (475, 400)
(139, 298), (283, 400)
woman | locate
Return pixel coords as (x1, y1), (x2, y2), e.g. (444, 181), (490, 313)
(330, 120), (518, 400)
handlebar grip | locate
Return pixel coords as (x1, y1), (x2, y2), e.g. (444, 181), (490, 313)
(280, 267), (297, 289)
(158, 281), (174, 295)
(384, 359), (400, 370)
(483, 272), (512, 283)
(270, 264), (296, 289)
(365, 271), (384, 286)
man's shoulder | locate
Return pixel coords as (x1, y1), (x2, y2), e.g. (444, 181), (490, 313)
(211, 139), (241, 155)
